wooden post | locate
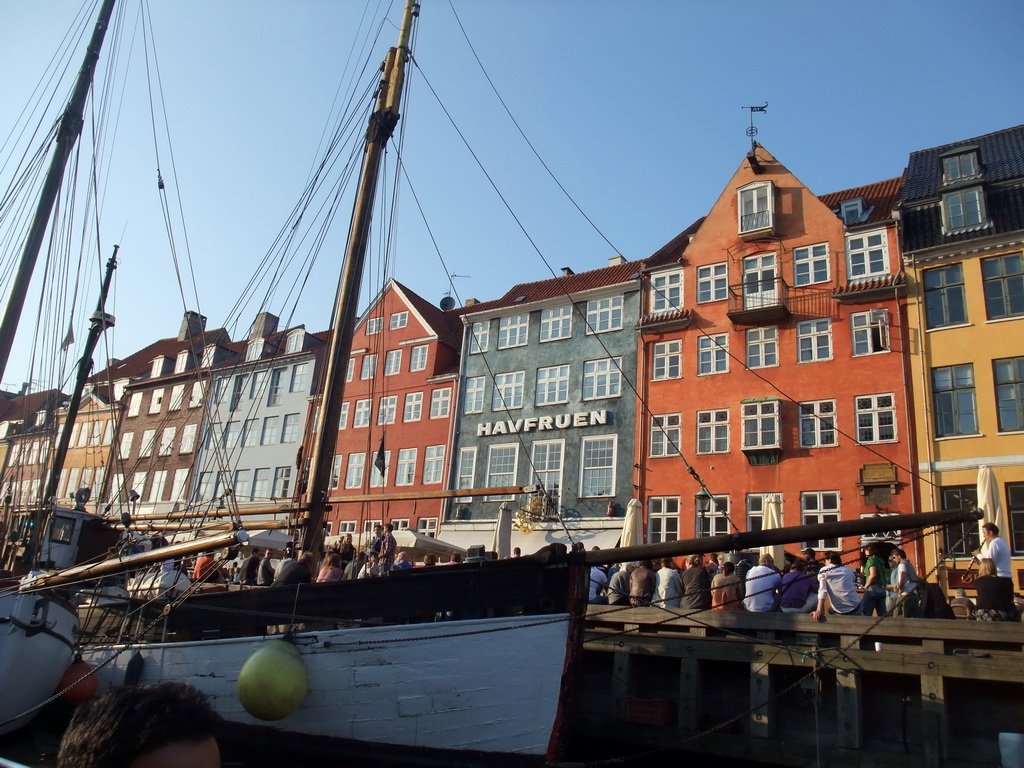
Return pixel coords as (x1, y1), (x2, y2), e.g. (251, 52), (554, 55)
(921, 672), (946, 766)
(679, 656), (699, 730)
(612, 651), (630, 720)
(836, 669), (862, 749)
(749, 656), (774, 738)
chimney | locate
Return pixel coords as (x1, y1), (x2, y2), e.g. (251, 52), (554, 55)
(561, 267), (575, 276)
(608, 255), (626, 267)
(178, 311), (207, 341)
(249, 312), (279, 341)
(463, 298), (479, 307)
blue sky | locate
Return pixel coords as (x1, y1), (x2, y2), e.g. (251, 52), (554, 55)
(1, 0), (1022, 390)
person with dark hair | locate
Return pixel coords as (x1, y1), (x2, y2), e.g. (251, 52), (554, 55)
(812, 551), (861, 620)
(680, 554), (712, 611)
(973, 523), (1012, 578)
(860, 542), (888, 616)
(57, 682), (222, 768)
(629, 559), (656, 607)
(239, 548), (261, 586)
(273, 552), (315, 586)
(711, 560), (743, 610)
(378, 523), (398, 571)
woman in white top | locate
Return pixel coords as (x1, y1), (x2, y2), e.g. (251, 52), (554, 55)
(655, 557), (683, 608)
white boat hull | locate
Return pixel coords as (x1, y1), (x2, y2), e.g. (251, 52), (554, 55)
(83, 613), (572, 758)
(0, 589), (78, 735)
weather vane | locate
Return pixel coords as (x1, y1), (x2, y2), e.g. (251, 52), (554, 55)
(742, 103), (768, 146)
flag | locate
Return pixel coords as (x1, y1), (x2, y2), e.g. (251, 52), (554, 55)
(374, 435), (386, 475)
(61, 322), (75, 351)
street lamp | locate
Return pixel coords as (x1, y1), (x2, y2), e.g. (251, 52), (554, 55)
(695, 487), (712, 537)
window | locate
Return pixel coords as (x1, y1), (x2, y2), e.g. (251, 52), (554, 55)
(802, 492), (840, 549)
(329, 457), (343, 490)
(940, 485), (979, 556)
(650, 271), (682, 313)
(346, 359), (354, 382)
(273, 467), (292, 498)
(195, 472), (214, 502)
(377, 396), (397, 425)
(189, 382), (204, 408)
(390, 311), (408, 329)
(932, 364), (977, 437)
(281, 413), (301, 443)
(265, 368), (284, 406)
(539, 306), (571, 342)
(384, 350), (402, 376)
(583, 358), (622, 400)
(652, 340), (681, 380)
(696, 495), (730, 538)
(366, 317), (382, 335)
(422, 445), (444, 484)
(745, 327), (777, 369)
(697, 334), (728, 375)
(180, 424), (198, 453)
(742, 400), (780, 449)
(149, 388), (165, 414)
(175, 351), (190, 373)
(982, 253), (1024, 320)
(531, 440), (564, 500)
(587, 296), (623, 334)
(746, 494), (774, 534)
(470, 322), (489, 354)
(846, 230), (888, 281)
(247, 468), (269, 500)
(580, 436), (615, 497)
(1007, 483), (1024, 554)
(289, 363), (310, 393)
(241, 419), (258, 447)
(650, 414), (681, 457)
(159, 427), (176, 456)
(492, 371), (525, 411)
(855, 394), (896, 443)
(430, 388), (451, 419)
(246, 340), (263, 361)
(839, 199), (864, 226)
(464, 376), (485, 414)
(285, 331), (304, 353)
(648, 497), (679, 543)
(799, 400), (837, 448)
(345, 454), (365, 489)
(360, 354), (377, 380)
(261, 416), (280, 445)
(994, 356), (1024, 432)
(498, 315), (529, 348)
(119, 432), (133, 459)
(535, 365), (570, 406)
(338, 402), (349, 430)
(485, 445), (518, 500)
(797, 319), (832, 362)
(353, 399), (371, 428)
(793, 243), (830, 286)
(409, 345), (428, 372)
(395, 448), (417, 486)
(738, 182), (773, 234)
(943, 187), (984, 231)
(943, 152), (978, 182)
(923, 263), (967, 329)
(169, 468), (188, 501)
(403, 392), (423, 422)
(370, 451), (389, 487)
(456, 447), (477, 501)
(139, 430), (156, 458)
(201, 346), (216, 367)
(418, 518), (438, 538)
(697, 263), (728, 303)
(696, 409), (729, 454)
(234, 469), (252, 501)
(249, 371), (267, 400)
(851, 310), (890, 355)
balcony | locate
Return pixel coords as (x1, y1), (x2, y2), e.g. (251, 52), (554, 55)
(738, 209), (775, 240)
(727, 277), (790, 325)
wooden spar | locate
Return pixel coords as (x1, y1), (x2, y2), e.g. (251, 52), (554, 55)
(137, 519), (290, 532)
(298, 0), (419, 556)
(0, 0), (117, 381)
(582, 507), (982, 567)
(23, 529), (246, 589)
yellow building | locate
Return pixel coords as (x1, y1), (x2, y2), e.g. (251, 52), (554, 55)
(901, 125), (1024, 590)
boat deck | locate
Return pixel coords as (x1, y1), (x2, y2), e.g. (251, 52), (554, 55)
(574, 605), (1024, 767)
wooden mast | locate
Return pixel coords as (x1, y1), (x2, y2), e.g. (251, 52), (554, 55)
(298, 0), (419, 555)
(0, 0), (117, 382)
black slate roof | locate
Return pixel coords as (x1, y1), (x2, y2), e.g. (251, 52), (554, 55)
(901, 176), (1024, 253)
(901, 125), (1024, 203)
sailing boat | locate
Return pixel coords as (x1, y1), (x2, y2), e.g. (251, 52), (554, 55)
(0, 1), (983, 762)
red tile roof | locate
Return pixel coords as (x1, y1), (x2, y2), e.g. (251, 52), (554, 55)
(831, 272), (906, 296)
(818, 177), (904, 227)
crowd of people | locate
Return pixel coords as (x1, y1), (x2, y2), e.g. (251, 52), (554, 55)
(587, 523), (1021, 622)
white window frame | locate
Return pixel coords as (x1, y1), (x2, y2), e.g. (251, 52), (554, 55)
(384, 349), (402, 376)
(339, 402), (350, 430)
(285, 330), (304, 354)
(485, 444), (518, 501)
(586, 296), (624, 334)
(139, 429), (156, 458)
(942, 151), (978, 183)
(429, 388), (451, 419)
(470, 322), (489, 354)
(793, 243), (830, 286)
(289, 362), (310, 393)
(422, 445), (445, 485)
(464, 376), (485, 414)
(696, 495), (730, 538)
(696, 409), (729, 454)
(149, 388), (165, 414)
(390, 311), (408, 330)
(395, 448), (417, 486)
(745, 326), (778, 369)
(738, 181), (774, 234)
(455, 446), (477, 501)
(855, 393), (897, 443)
(650, 270), (682, 313)
(839, 199), (864, 226)
(697, 262), (728, 303)
(378, 395), (397, 425)
(370, 451), (390, 488)
(539, 306), (572, 342)
(799, 400), (837, 448)
(582, 357), (622, 400)
(360, 354), (377, 380)
(366, 317), (383, 335)
(403, 392), (423, 422)
(801, 491), (840, 550)
(345, 453), (365, 489)
(261, 415), (280, 445)
(353, 399), (371, 428)
(697, 334), (729, 375)
(492, 371), (525, 411)
(846, 229), (889, 281)
(180, 423), (198, 453)
(943, 187), (985, 231)
(851, 309), (890, 356)
(498, 314), (529, 349)
(535, 364), (570, 406)
(531, 440), (564, 501)
(281, 413), (301, 443)
(652, 340), (681, 380)
(650, 414), (681, 457)
(648, 497), (680, 543)
(409, 345), (428, 372)
(741, 400), (780, 450)
(579, 435), (616, 498)
(796, 318), (832, 362)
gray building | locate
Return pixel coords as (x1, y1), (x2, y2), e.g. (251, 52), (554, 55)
(440, 258), (642, 552)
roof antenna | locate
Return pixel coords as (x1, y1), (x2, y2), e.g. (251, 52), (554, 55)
(742, 103), (768, 173)
(444, 273), (471, 297)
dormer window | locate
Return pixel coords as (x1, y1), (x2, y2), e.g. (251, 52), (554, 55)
(174, 351), (191, 373)
(201, 345), (217, 368)
(246, 339), (264, 361)
(738, 181), (775, 238)
(366, 317), (383, 335)
(150, 357), (170, 378)
(35, 411), (47, 427)
(943, 187), (985, 231)
(839, 199), (865, 226)
(942, 151), (979, 183)
(285, 330), (305, 354)
(389, 312), (408, 330)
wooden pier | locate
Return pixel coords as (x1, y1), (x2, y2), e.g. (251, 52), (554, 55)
(573, 606), (1024, 767)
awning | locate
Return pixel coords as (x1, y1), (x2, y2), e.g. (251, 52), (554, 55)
(436, 522), (624, 557)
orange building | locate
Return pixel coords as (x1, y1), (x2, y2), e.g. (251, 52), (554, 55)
(637, 144), (916, 561)
(324, 280), (462, 545)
